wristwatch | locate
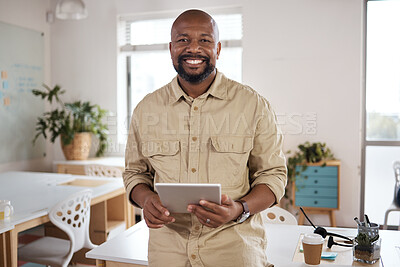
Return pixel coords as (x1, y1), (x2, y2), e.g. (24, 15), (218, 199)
(235, 199), (250, 223)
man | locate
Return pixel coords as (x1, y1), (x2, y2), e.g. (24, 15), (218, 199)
(123, 9), (287, 267)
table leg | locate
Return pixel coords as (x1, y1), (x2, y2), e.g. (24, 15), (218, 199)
(0, 229), (17, 267)
(298, 208), (336, 227)
(298, 213), (305, 225)
(96, 259), (106, 266)
(0, 233), (6, 267)
(329, 210), (336, 227)
(7, 229), (18, 267)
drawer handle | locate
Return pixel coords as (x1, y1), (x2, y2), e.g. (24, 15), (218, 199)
(314, 169), (318, 173)
(314, 180), (318, 184)
(314, 190), (318, 194)
(314, 200), (318, 204)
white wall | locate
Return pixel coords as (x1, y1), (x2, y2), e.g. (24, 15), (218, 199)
(1, 0), (364, 227)
(242, 0), (364, 227)
(0, 0), (53, 172)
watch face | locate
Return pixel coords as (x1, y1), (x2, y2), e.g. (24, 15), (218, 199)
(237, 212), (250, 223)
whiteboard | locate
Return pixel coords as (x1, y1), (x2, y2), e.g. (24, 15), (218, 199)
(0, 21), (45, 163)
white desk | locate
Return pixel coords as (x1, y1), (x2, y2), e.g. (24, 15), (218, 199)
(86, 221), (148, 266)
(87, 222), (400, 267)
(54, 157), (124, 175)
(0, 225), (13, 235)
(0, 171), (127, 267)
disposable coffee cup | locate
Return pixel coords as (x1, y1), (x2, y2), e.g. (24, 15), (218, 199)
(302, 233), (324, 265)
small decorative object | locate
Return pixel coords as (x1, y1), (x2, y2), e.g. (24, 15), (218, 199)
(285, 142), (335, 205)
(353, 216), (381, 264)
(32, 84), (108, 160)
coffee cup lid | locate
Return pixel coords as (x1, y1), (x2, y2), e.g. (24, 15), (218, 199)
(303, 233), (324, 244)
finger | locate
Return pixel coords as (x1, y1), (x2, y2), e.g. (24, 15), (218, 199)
(198, 216), (218, 228)
(199, 199), (220, 213)
(144, 217), (165, 229)
(152, 198), (171, 217)
(221, 194), (231, 205)
(144, 209), (168, 225)
(189, 204), (219, 225)
(149, 203), (175, 223)
(143, 200), (174, 223)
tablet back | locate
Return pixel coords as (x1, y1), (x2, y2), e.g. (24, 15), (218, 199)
(155, 183), (221, 213)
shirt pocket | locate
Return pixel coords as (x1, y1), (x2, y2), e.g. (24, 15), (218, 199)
(141, 140), (181, 183)
(208, 136), (253, 188)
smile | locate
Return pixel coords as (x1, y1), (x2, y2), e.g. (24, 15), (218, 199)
(185, 59), (204, 65)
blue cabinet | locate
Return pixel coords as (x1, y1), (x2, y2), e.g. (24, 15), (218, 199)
(293, 161), (340, 226)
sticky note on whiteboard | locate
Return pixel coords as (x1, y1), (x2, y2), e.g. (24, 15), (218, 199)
(1, 71), (7, 79)
(2, 81), (9, 89)
(4, 97), (10, 106)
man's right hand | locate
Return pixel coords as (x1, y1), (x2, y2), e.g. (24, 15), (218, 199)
(132, 184), (175, 228)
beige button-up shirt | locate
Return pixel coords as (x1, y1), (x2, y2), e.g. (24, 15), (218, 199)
(123, 71), (287, 267)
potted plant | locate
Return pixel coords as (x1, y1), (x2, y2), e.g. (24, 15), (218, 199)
(284, 142), (335, 205)
(353, 229), (381, 264)
(32, 84), (109, 160)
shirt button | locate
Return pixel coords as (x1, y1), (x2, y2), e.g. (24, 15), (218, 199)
(191, 168), (196, 173)
(193, 106), (199, 111)
(191, 254), (196, 260)
(195, 225), (200, 231)
(192, 136), (197, 141)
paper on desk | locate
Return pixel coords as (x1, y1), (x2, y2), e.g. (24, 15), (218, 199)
(299, 243), (338, 260)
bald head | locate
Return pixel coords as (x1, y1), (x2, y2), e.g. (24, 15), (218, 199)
(169, 9), (221, 85)
(171, 9), (219, 41)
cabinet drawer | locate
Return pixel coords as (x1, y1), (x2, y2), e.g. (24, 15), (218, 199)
(296, 177), (337, 187)
(296, 187), (337, 197)
(295, 197), (338, 208)
(296, 166), (338, 176)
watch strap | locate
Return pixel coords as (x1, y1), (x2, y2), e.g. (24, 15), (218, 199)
(235, 199), (250, 223)
(236, 199), (249, 214)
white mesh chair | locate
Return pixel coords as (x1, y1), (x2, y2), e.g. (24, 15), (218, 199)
(84, 164), (141, 223)
(18, 189), (96, 267)
(84, 164), (123, 177)
(263, 206), (298, 225)
(383, 161), (400, 230)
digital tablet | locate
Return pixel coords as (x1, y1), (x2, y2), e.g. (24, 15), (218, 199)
(155, 183), (221, 213)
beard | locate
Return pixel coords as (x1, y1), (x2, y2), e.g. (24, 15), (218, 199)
(173, 55), (215, 83)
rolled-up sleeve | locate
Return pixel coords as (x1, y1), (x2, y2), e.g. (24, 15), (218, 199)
(123, 112), (154, 207)
(248, 98), (287, 204)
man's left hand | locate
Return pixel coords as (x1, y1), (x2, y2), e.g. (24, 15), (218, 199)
(187, 194), (243, 228)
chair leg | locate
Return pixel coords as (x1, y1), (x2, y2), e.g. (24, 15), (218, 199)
(383, 210), (391, 230)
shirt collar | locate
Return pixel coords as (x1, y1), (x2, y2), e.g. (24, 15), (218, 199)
(168, 71), (228, 105)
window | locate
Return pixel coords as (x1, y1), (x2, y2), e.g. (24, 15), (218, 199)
(364, 0), (400, 227)
(117, 10), (243, 143)
(366, 1), (400, 141)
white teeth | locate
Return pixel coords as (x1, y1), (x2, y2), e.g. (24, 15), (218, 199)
(186, 59), (203, 64)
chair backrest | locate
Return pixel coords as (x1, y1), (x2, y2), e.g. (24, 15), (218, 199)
(49, 189), (95, 259)
(84, 164), (123, 177)
(263, 206), (298, 225)
(394, 161), (400, 182)
(393, 161), (400, 207)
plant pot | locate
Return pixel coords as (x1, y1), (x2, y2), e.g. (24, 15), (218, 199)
(61, 132), (92, 160)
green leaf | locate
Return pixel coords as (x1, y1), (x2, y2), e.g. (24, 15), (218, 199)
(31, 84), (109, 157)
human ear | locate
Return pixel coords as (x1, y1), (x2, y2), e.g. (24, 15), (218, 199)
(216, 41), (221, 59)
